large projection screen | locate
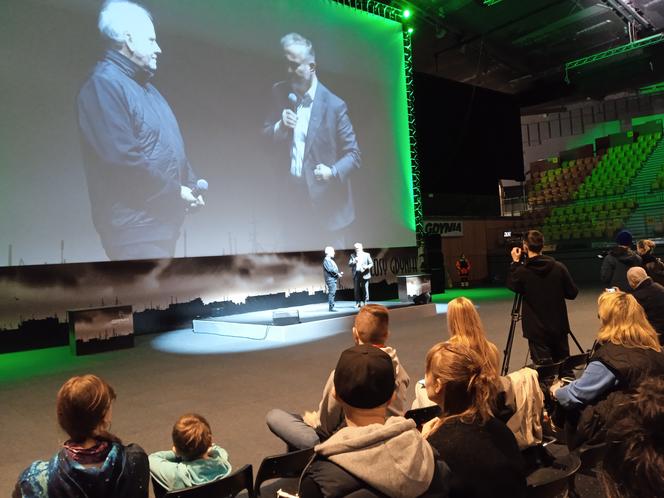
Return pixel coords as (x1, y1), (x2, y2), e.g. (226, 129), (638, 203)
(0, 0), (415, 265)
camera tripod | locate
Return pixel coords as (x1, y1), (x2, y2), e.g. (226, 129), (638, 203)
(501, 292), (584, 376)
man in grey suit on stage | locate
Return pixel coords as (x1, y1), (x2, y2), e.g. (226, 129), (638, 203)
(349, 242), (373, 308)
(323, 246), (343, 312)
(263, 33), (361, 246)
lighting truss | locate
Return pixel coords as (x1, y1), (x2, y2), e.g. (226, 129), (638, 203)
(565, 33), (664, 72)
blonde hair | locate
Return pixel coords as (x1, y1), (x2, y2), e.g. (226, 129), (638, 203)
(425, 342), (497, 433)
(596, 291), (661, 352)
(446, 297), (500, 376)
(637, 239), (655, 254)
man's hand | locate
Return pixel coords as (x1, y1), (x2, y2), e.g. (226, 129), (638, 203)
(281, 109), (298, 129)
(511, 247), (522, 263)
(314, 164), (334, 182)
(181, 186), (205, 208)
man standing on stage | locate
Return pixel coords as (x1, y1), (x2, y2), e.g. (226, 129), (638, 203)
(349, 243), (373, 308)
(323, 246), (342, 312)
(507, 230), (578, 366)
(263, 33), (360, 246)
(78, 1), (203, 261)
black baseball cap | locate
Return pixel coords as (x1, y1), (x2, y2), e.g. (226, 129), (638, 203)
(334, 344), (395, 409)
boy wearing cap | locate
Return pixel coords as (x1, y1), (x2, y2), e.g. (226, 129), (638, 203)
(266, 304), (410, 450)
(600, 230), (641, 292)
(298, 344), (448, 498)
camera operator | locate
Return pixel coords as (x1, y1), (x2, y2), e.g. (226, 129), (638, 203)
(507, 230), (579, 367)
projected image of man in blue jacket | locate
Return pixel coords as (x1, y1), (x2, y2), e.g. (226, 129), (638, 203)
(77, 1), (204, 261)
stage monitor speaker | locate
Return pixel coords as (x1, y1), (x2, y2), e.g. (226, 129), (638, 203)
(272, 310), (300, 326)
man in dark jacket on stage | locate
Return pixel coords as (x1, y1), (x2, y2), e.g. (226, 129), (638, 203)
(507, 230), (579, 366)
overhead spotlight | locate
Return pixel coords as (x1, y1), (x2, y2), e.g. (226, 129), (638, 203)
(403, 8), (412, 19)
(407, 27), (414, 34)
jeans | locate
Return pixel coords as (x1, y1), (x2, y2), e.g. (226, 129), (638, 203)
(529, 335), (572, 377)
(326, 279), (337, 309)
(265, 409), (320, 450)
(353, 275), (370, 303)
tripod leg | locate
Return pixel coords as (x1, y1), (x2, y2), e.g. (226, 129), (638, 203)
(568, 331), (584, 354)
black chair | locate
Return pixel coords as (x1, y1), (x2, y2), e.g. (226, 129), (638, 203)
(526, 453), (581, 498)
(561, 353), (589, 378)
(404, 405), (442, 430)
(531, 360), (564, 384)
(254, 447), (314, 496)
(568, 442), (608, 497)
(152, 464), (255, 498)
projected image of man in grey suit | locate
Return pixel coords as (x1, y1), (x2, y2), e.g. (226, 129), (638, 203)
(263, 33), (360, 247)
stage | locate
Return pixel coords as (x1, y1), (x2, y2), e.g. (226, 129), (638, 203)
(148, 301), (440, 354)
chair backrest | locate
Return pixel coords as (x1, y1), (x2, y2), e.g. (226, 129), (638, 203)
(532, 361), (564, 383)
(254, 447), (315, 496)
(155, 464), (255, 498)
(526, 453), (581, 498)
(561, 353), (589, 376)
(404, 405), (442, 429)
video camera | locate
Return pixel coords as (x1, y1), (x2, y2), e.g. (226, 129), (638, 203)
(503, 231), (524, 250)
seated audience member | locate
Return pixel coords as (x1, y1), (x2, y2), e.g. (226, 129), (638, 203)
(552, 290), (664, 448)
(600, 377), (664, 498)
(423, 342), (527, 498)
(149, 413), (232, 491)
(266, 304), (410, 450)
(13, 374), (149, 498)
(600, 230), (641, 292)
(627, 266), (664, 342)
(636, 238), (664, 285)
(299, 344), (448, 498)
(413, 296), (500, 410)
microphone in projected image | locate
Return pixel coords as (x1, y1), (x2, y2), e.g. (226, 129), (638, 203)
(192, 178), (209, 198)
(288, 92), (298, 111)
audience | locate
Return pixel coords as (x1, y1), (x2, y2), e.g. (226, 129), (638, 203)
(627, 266), (664, 342)
(13, 374), (149, 498)
(600, 377), (664, 498)
(552, 290), (664, 448)
(299, 344), (449, 498)
(636, 238), (664, 285)
(423, 342), (527, 498)
(600, 230), (641, 292)
(149, 413), (232, 491)
(266, 304), (410, 450)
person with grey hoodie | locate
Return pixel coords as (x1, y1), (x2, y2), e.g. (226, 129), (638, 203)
(600, 230), (642, 292)
(266, 304), (410, 450)
(299, 344), (449, 498)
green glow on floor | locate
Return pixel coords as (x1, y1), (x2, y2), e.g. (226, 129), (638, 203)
(432, 287), (514, 303)
(0, 347), (104, 385)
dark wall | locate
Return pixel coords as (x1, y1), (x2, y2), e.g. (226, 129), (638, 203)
(414, 72), (524, 206)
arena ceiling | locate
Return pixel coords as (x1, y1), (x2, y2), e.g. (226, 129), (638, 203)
(383, 0), (664, 104)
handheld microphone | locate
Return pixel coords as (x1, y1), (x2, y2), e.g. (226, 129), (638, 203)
(287, 92), (298, 111)
(191, 178), (208, 198)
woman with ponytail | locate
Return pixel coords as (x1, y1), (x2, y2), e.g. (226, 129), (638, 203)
(424, 342), (526, 498)
(14, 374), (149, 498)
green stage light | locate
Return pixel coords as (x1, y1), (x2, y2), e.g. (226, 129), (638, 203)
(403, 9), (411, 19)
(407, 27), (414, 34)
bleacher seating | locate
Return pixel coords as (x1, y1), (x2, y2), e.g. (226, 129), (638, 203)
(523, 129), (663, 243)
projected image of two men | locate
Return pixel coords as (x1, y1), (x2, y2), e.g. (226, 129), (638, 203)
(0, 0), (414, 264)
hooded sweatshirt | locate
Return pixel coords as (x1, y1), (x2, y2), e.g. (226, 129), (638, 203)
(148, 445), (231, 491)
(507, 254), (578, 343)
(308, 346), (410, 439)
(302, 417), (436, 498)
(600, 246), (642, 292)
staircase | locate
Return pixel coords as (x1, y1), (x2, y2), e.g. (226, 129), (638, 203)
(625, 138), (664, 238)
